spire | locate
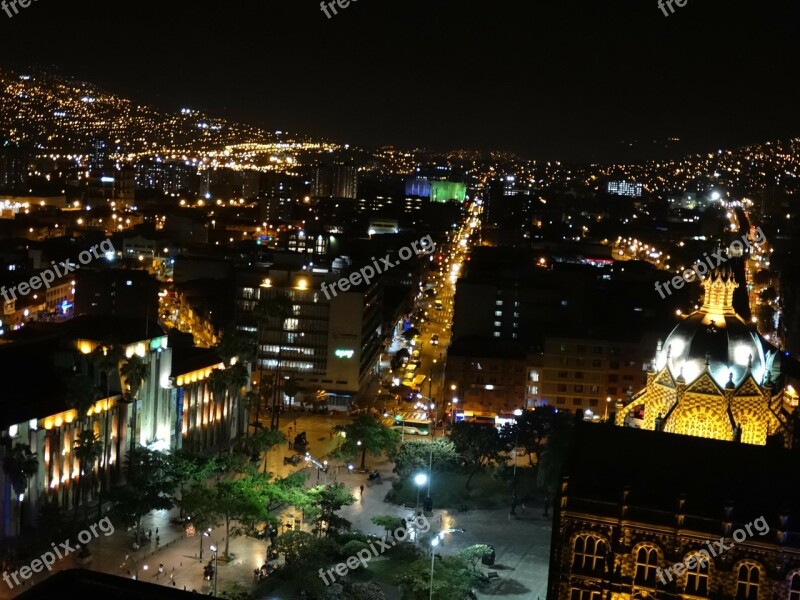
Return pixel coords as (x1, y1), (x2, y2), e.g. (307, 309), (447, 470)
(700, 267), (738, 318)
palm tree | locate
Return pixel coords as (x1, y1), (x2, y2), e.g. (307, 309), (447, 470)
(224, 362), (249, 444)
(253, 293), (293, 430)
(120, 355), (149, 467)
(67, 374), (99, 429)
(2, 444), (37, 535)
(73, 430), (103, 508)
(283, 377), (301, 409)
(90, 345), (124, 493)
(208, 369), (228, 454)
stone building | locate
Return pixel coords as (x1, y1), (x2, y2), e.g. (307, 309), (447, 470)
(548, 424), (800, 600)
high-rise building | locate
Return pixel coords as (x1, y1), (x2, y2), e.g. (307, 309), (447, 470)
(313, 163), (358, 199)
(0, 140), (28, 192)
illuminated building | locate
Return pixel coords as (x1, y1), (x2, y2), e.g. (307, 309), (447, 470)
(548, 423), (800, 600)
(615, 269), (793, 445)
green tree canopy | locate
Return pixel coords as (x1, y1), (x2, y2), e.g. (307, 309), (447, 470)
(391, 438), (458, 478)
(333, 414), (400, 470)
(450, 421), (503, 488)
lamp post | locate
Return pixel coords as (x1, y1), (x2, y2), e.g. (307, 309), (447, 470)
(605, 397), (611, 421)
(200, 528), (212, 561)
(209, 543), (219, 597)
(510, 408), (522, 515)
(414, 473), (428, 517)
(429, 537), (439, 600)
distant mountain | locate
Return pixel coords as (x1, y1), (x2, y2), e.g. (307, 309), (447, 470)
(0, 67), (313, 155)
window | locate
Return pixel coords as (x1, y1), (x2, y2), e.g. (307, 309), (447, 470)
(592, 359), (602, 367)
(558, 371), (568, 378)
(514, 312), (520, 317)
(575, 371), (584, 379)
(635, 547), (659, 587)
(590, 385), (600, 394)
(572, 398), (582, 406)
(560, 344), (567, 352)
(577, 345), (587, 352)
(593, 346), (603, 354)
(570, 589), (600, 600)
(608, 387), (617, 394)
(560, 357), (569, 366)
(789, 574), (800, 600)
(572, 535), (606, 572)
(610, 347), (620, 356)
(494, 321), (501, 327)
(736, 564), (760, 600)
(608, 374), (618, 383)
(557, 384), (568, 392)
(530, 370), (540, 382)
(576, 357), (585, 366)
(686, 554), (709, 597)
(496, 300), (503, 306)
(574, 384), (584, 393)
(494, 311), (502, 317)
(610, 361), (620, 370)
(556, 397), (566, 405)
(589, 399), (598, 407)
(529, 385), (539, 395)
(493, 332), (501, 338)
(627, 360), (637, 367)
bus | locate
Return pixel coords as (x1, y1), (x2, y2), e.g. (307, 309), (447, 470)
(391, 417), (431, 436)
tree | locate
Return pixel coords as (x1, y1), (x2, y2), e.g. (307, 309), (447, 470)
(274, 529), (337, 575)
(167, 449), (216, 519)
(120, 354), (149, 461)
(536, 411), (575, 516)
(391, 438), (458, 479)
(66, 374), (99, 429)
(458, 544), (493, 572)
(397, 554), (477, 600)
(235, 428), (285, 474)
(312, 389), (328, 413)
(224, 362), (249, 443)
(499, 405), (557, 468)
(2, 443), (37, 534)
(208, 369), (228, 453)
(450, 421), (502, 489)
(371, 515), (405, 536)
(333, 414), (400, 470)
(305, 483), (355, 537)
(283, 377), (301, 408)
(253, 293), (293, 430)
(90, 344), (124, 493)
(73, 430), (103, 508)
(110, 447), (174, 543)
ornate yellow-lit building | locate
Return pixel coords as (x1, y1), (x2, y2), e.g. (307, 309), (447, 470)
(615, 269), (791, 445)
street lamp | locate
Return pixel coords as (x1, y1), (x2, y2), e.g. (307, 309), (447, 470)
(605, 397), (612, 420)
(510, 409), (523, 515)
(200, 528), (212, 561)
(429, 537), (439, 600)
(209, 544), (219, 597)
(414, 473), (428, 516)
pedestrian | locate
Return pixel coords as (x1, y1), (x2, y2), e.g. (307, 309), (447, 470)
(156, 527), (159, 535)
(156, 535), (160, 547)
(359, 484), (364, 496)
(148, 529), (152, 539)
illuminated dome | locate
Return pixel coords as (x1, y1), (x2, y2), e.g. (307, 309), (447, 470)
(616, 267), (789, 446)
(656, 267), (772, 387)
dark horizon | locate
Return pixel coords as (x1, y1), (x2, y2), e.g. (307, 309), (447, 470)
(1, 0), (799, 162)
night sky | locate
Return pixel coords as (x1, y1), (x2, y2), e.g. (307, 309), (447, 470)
(2, 0), (800, 162)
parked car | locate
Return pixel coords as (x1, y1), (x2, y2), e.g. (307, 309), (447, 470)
(431, 334), (439, 345)
(283, 455), (301, 465)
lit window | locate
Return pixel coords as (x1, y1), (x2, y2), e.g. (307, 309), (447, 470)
(494, 311), (502, 317)
(686, 554), (709, 597)
(570, 590), (600, 600)
(493, 321), (501, 327)
(737, 564), (760, 600)
(493, 332), (501, 338)
(572, 535), (606, 572)
(635, 546), (659, 586)
(789, 574), (800, 600)
(496, 300), (503, 306)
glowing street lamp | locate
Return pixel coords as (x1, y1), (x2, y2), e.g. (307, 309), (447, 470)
(414, 473), (428, 516)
